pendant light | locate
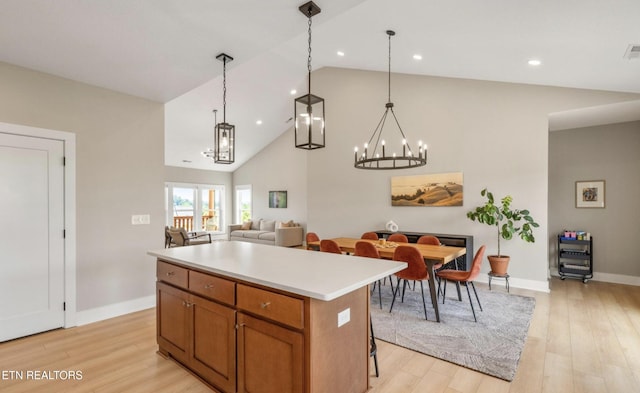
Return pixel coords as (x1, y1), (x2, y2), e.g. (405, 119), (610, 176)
(294, 1), (325, 150)
(214, 53), (235, 164)
(354, 30), (427, 170)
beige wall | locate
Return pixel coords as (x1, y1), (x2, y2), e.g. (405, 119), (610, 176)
(549, 121), (640, 279)
(0, 62), (165, 313)
(238, 66), (640, 290)
(233, 128), (308, 228)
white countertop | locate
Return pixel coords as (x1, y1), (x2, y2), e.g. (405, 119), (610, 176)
(148, 241), (407, 301)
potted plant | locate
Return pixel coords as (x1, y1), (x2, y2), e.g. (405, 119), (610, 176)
(467, 188), (539, 275)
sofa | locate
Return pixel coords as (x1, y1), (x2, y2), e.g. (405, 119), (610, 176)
(228, 219), (304, 247)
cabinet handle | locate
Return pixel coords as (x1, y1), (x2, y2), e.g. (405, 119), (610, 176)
(204, 284), (214, 289)
(260, 301), (271, 309)
(166, 271), (175, 276)
(182, 300), (192, 308)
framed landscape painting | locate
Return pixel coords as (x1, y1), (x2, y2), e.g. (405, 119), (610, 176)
(391, 172), (463, 206)
(576, 180), (605, 208)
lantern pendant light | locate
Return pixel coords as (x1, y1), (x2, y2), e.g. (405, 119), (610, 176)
(354, 30), (427, 170)
(294, 1), (325, 150)
(214, 53), (235, 164)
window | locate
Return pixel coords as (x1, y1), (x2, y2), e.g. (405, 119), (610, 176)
(166, 183), (225, 233)
(235, 185), (252, 223)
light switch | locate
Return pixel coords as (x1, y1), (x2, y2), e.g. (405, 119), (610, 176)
(131, 214), (150, 225)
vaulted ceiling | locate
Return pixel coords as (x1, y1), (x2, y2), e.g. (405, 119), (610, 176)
(2, 0), (639, 171)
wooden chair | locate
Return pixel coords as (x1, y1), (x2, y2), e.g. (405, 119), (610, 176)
(387, 233), (408, 243)
(319, 239), (342, 254)
(389, 246), (429, 320)
(354, 241), (383, 308)
(436, 245), (486, 322)
(360, 232), (379, 240)
(306, 232), (320, 250)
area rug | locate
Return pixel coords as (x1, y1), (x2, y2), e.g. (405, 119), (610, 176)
(370, 283), (535, 381)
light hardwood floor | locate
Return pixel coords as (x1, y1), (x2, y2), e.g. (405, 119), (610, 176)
(1, 278), (639, 393)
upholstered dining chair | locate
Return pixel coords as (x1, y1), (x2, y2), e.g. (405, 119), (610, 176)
(389, 245), (430, 320)
(320, 239), (342, 254)
(306, 232), (320, 250)
(417, 235), (440, 246)
(387, 233), (408, 243)
(168, 227), (212, 247)
(361, 231), (379, 240)
(436, 245), (486, 322)
(354, 241), (383, 308)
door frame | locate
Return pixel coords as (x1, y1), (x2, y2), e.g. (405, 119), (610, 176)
(0, 122), (77, 328)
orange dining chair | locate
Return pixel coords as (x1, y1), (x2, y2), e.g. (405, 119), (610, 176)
(416, 235), (444, 291)
(417, 235), (440, 246)
(306, 232), (320, 250)
(389, 246), (430, 320)
(354, 241), (383, 308)
(361, 232), (379, 240)
(320, 239), (342, 254)
(436, 245), (486, 322)
(387, 233), (408, 243)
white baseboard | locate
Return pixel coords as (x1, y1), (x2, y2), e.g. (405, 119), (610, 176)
(550, 268), (640, 286)
(76, 295), (155, 326)
(475, 274), (551, 293)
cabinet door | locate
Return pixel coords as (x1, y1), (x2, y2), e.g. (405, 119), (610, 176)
(190, 294), (237, 393)
(157, 282), (189, 364)
(237, 313), (304, 393)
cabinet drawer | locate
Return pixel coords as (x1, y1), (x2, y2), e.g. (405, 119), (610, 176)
(189, 271), (236, 306)
(237, 284), (304, 329)
(157, 261), (188, 289)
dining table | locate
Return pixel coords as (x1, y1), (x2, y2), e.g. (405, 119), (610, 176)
(307, 237), (466, 322)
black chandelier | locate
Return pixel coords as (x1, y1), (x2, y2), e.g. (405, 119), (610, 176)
(354, 30), (427, 170)
(214, 53), (235, 164)
(294, 1), (325, 150)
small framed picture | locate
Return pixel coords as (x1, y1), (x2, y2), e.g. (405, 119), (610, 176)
(269, 191), (287, 208)
(575, 180), (605, 208)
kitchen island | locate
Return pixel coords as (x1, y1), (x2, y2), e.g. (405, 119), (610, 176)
(148, 241), (406, 393)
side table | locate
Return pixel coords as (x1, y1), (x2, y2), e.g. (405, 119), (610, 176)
(488, 271), (510, 293)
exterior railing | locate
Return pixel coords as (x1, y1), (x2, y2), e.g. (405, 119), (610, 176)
(173, 215), (218, 232)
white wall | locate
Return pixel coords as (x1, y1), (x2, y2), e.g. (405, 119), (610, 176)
(0, 62), (164, 317)
(549, 121), (640, 283)
(239, 67), (640, 291)
(233, 128), (308, 228)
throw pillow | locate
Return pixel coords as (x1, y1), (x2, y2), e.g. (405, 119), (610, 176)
(260, 219), (276, 232)
(241, 221), (252, 230)
(251, 219), (262, 230)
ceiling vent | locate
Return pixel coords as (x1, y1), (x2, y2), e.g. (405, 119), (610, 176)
(623, 44), (640, 60)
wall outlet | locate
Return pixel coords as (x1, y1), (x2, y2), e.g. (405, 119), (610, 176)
(337, 308), (350, 327)
(131, 214), (150, 225)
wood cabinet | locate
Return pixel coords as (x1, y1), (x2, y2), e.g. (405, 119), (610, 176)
(156, 259), (370, 393)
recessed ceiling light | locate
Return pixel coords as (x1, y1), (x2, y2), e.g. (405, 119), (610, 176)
(256, 120), (263, 125)
(290, 89), (297, 95)
(337, 51), (345, 57)
(413, 54), (422, 60)
(528, 59), (542, 66)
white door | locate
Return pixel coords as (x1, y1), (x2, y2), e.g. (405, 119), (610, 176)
(0, 132), (65, 342)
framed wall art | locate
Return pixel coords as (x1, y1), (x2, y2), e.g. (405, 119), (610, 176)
(391, 172), (463, 206)
(575, 180), (605, 208)
(269, 190), (287, 208)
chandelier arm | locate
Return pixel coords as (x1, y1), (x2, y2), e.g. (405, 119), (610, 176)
(370, 108), (389, 154)
(389, 107), (414, 155)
